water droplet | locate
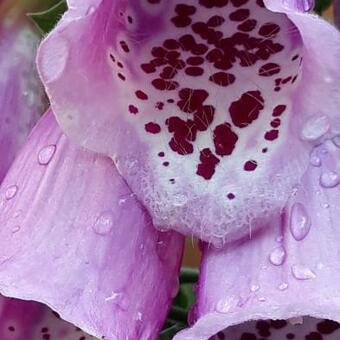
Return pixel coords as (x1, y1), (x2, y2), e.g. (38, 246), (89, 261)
(278, 282), (288, 291)
(276, 235), (284, 243)
(118, 198), (127, 206)
(216, 298), (233, 313)
(290, 203), (311, 241)
(309, 149), (321, 167)
(269, 246), (286, 266)
(105, 292), (119, 302)
(301, 114), (330, 141)
(291, 264), (316, 280)
(5, 185), (18, 200)
(11, 225), (21, 234)
(38, 145), (56, 165)
(320, 171), (340, 188)
(135, 312), (143, 321)
(250, 284), (260, 292)
(332, 135), (340, 148)
(92, 211), (114, 235)
(258, 297), (266, 302)
(322, 203), (330, 209)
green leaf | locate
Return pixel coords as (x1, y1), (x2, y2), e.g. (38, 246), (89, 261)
(314, 0), (333, 15)
(27, 0), (67, 35)
(159, 324), (185, 340)
(179, 267), (199, 284)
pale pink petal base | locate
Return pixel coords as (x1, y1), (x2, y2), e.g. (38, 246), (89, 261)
(176, 139), (340, 340)
(0, 110), (184, 340)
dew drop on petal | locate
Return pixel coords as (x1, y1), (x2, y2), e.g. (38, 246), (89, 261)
(291, 264), (316, 280)
(278, 282), (288, 291)
(332, 135), (340, 148)
(309, 149), (321, 167)
(250, 284), (260, 292)
(290, 203), (311, 241)
(11, 225), (21, 234)
(301, 114), (330, 141)
(320, 171), (340, 188)
(92, 211), (114, 235)
(269, 246), (286, 266)
(5, 185), (18, 200)
(38, 145), (56, 165)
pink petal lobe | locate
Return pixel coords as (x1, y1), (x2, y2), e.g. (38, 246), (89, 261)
(37, 0), (340, 245)
(0, 5), (46, 182)
(175, 139), (340, 339)
(0, 110), (184, 339)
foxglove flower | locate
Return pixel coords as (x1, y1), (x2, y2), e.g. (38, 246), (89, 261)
(0, 0), (45, 181)
(38, 0), (340, 247)
(0, 110), (184, 339)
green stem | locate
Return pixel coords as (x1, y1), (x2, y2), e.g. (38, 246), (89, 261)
(168, 306), (188, 325)
(179, 267), (199, 284)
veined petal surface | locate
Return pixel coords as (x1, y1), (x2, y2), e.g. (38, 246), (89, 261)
(0, 110), (184, 340)
(175, 139), (340, 339)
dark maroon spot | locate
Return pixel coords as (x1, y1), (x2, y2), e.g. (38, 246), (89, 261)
(194, 105), (215, 131)
(169, 137), (194, 154)
(8, 326), (15, 332)
(229, 90), (264, 128)
(151, 46), (167, 58)
(43, 335), (51, 340)
(237, 19), (257, 32)
(192, 44), (209, 55)
(272, 105), (286, 117)
(271, 118), (280, 128)
(265, 129), (279, 141)
(196, 148), (220, 180)
(179, 34), (197, 51)
(244, 160), (257, 171)
(185, 67), (204, 76)
(217, 331), (225, 339)
(259, 23), (280, 37)
(120, 40), (130, 53)
(199, 0), (228, 8)
(145, 122), (161, 134)
(231, 0), (249, 6)
(270, 320), (287, 329)
(152, 78), (179, 90)
(117, 73), (126, 81)
(317, 320), (340, 334)
(262, 147), (268, 153)
(117, 62), (123, 69)
(240, 333), (257, 340)
(163, 39), (180, 50)
(167, 51), (181, 60)
(167, 99), (175, 103)
(305, 333), (322, 340)
(286, 333), (295, 339)
(292, 75), (298, 83)
(163, 161), (169, 166)
(128, 105), (138, 114)
(292, 54), (299, 61)
(151, 58), (167, 67)
(175, 4), (196, 15)
(256, 320), (271, 337)
(127, 16), (133, 24)
(259, 63), (281, 77)
(109, 54), (115, 62)
(227, 193), (235, 200)
(41, 328), (49, 333)
(274, 87), (281, 92)
(207, 15), (225, 27)
(187, 56), (204, 65)
(169, 178), (175, 184)
(257, 0), (265, 7)
(229, 9), (250, 22)
(135, 90), (148, 100)
(177, 88), (209, 113)
(141, 63), (156, 74)
(156, 101), (164, 110)
(282, 76), (292, 84)
(148, 0), (161, 3)
(209, 72), (235, 87)
(213, 123), (238, 156)
(158, 152), (165, 157)
(171, 16), (192, 27)
(160, 66), (177, 79)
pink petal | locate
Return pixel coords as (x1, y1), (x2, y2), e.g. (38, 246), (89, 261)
(0, 296), (93, 340)
(37, 0), (340, 245)
(175, 139), (340, 339)
(0, 109), (184, 339)
(0, 3), (46, 182)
